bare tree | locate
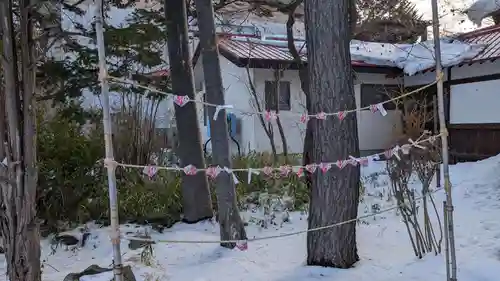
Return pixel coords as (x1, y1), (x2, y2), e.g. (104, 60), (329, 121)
(244, 64), (279, 161)
(194, 0), (247, 248)
(304, 0), (361, 268)
(0, 0), (42, 279)
(272, 68), (289, 157)
(164, 0), (214, 223)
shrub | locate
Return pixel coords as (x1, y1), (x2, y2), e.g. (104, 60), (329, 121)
(36, 102), (309, 232)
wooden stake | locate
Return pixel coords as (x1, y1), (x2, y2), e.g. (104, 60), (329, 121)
(94, 0), (123, 280)
(431, 0), (457, 279)
(443, 201), (450, 281)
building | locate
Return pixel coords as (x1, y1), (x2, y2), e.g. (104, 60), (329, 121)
(405, 24), (500, 163)
(192, 32), (404, 156)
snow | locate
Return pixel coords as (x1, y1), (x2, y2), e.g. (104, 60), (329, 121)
(351, 39), (485, 75)
(2, 155), (500, 280)
(410, 0), (491, 35)
(227, 34), (484, 75)
(466, 0), (500, 25)
(215, 5), (486, 76)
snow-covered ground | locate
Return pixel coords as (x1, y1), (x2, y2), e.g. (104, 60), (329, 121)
(2, 155), (500, 281)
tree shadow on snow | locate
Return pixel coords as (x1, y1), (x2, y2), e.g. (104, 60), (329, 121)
(271, 264), (341, 281)
(181, 245), (232, 267)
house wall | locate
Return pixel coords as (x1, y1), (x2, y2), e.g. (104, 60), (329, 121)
(403, 60), (500, 162)
(194, 55), (256, 155)
(250, 70), (403, 155)
(355, 73), (403, 153)
(252, 69), (307, 154)
(447, 60), (500, 162)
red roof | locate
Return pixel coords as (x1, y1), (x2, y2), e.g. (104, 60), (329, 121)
(458, 24), (500, 63)
(146, 69), (170, 77)
(217, 38), (385, 68)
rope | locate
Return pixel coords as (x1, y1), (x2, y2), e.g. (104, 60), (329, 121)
(106, 132), (443, 174)
(106, 72), (443, 120)
(123, 187), (443, 244)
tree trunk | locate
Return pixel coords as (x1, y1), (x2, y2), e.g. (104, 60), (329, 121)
(194, 0), (247, 248)
(164, 0), (214, 223)
(304, 0), (361, 268)
(0, 0), (41, 280)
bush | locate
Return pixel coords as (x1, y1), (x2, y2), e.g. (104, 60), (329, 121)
(37, 107), (105, 229)
(36, 104), (183, 231)
(36, 103), (309, 233)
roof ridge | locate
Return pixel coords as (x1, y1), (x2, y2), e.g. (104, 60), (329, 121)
(459, 24), (500, 39)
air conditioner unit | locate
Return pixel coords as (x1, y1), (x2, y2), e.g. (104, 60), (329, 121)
(206, 113), (241, 140)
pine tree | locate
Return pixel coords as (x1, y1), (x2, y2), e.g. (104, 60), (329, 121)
(38, 3), (170, 103)
(304, 0), (360, 268)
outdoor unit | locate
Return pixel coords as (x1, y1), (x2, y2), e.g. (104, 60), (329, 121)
(205, 113), (242, 156)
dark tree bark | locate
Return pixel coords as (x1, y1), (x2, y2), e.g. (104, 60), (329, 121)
(194, 0), (247, 248)
(304, 0), (361, 268)
(0, 0), (42, 280)
(164, 0), (214, 223)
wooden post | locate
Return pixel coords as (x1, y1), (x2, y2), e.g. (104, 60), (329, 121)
(443, 201), (450, 281)
(95, 0), (123, 280)
(431, 0), (457, 279)
(433, 95), (441, 188)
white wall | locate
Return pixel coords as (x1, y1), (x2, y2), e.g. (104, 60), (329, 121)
(252, 69), (307, 154)
(449, 61), (500, 124)
(194, 56), (405, 155)
(355, 73), (403, 151)
(450, 80), (500, 124)
(450, 60), (500, 80)
(404, 68), (450, 87)
(404, 60), (500, 86)
(249, 71), (403, 154)
(403, 60), (500, 125)
(194, 56), (256, 155)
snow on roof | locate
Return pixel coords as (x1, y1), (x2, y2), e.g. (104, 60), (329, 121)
(466, 0), (500, 26)
(211, 35), (485, 76)
(457, 24), (500, 63)
(215, 37), (386, 70)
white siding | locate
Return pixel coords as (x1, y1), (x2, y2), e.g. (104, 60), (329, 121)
(252, 69), (307, 154)
(451, 60), (500, 80)
(450, 80), (500, 124)
(403, 60), (500, 125)
(248, 70), (404, 154)
(355, 74), (403, 151)
(194, 56), (257, 155)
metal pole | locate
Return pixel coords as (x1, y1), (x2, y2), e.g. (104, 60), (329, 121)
(95, 0), (123, 280)
(431, 1), (457, 280)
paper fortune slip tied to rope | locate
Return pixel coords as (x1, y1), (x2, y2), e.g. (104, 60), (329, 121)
(370, 103), (388, 116)
(143, 166), (158, 177)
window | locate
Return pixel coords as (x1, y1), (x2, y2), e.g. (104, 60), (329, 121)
(360, 84), (399, 110)
(265, 81), (291, 111)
